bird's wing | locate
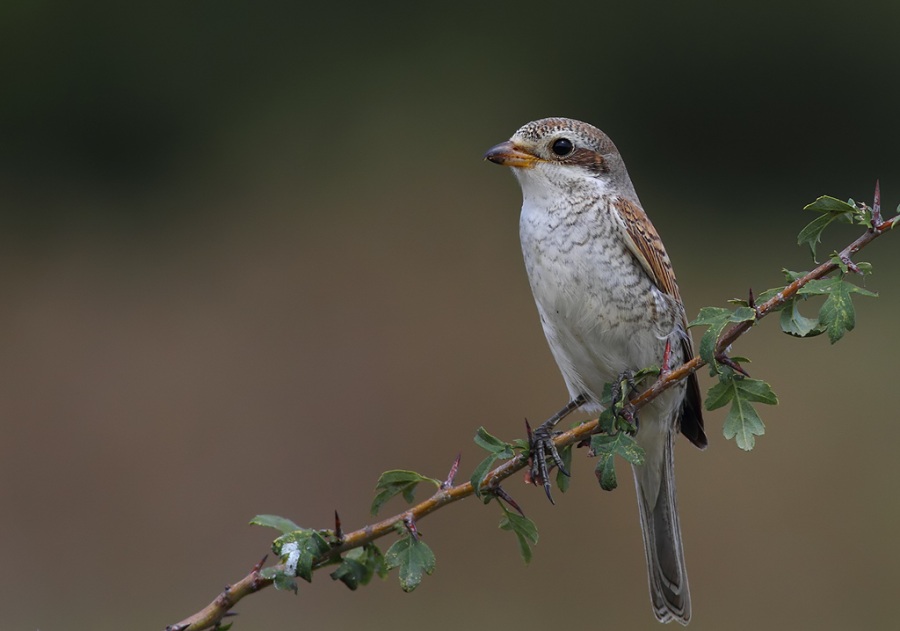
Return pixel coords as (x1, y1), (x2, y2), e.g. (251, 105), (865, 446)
(612, 197), (708, 449)
(612, 197), (680, 299)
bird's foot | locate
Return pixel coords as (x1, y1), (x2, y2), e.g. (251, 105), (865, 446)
(526, 395), (585, 504)
(528, 422), (568, 504)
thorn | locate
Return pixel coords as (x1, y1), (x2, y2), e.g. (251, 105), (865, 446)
(748, 287), (762, 318)
(334, 511), (344, 543)
(871, 179), (883, 228)
(660, 338), (672, 374)
(223, 611), (239, 617)
(716, 353), (750, 377)
(495, 485), (526, 517)
(402, 514), (420, 541)
(441, 453), (461, 489)
(252, 554), (268, 574)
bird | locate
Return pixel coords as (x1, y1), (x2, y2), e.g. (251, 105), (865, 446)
(484, 117), (707, 625)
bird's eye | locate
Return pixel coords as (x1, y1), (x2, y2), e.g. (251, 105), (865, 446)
(551, 137), (574, 157)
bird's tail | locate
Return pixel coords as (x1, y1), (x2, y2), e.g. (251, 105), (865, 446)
(632, 426), (691, 625)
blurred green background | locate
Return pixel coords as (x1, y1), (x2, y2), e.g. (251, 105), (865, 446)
(2, 2), (899, 630)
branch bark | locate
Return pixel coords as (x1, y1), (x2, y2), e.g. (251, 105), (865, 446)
(166, 213), (897, 631)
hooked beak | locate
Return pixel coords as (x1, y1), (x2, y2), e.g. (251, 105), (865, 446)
(483, 140), (538, 169)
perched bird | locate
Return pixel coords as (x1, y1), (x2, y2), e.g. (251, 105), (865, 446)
(484, 118), (707, 625)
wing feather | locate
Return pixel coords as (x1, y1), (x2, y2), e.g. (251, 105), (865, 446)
(612, 197), (707, 449)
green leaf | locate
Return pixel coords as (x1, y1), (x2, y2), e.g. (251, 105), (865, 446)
(688, 306), (755, 370)
(286, 530), (331, 583)
(633, 365), (661, 382)
(799, 277), (877, 343)
(371, 470), (440, 515)
(261, 565), (300, 594)
(594, 448), (617, 491)
(249, 514), (303, 534)
(556, 444), (573, 493)
(799, 196), (859, 260)
(470, 427), (516, 497)
(470, 453), (498, 498)
(474, 426), (513, 456)
(704, 379), (733, 411)
(510, 438), (531, 451)
(273, 571), (298, 594)
(797, 276), (841, 295)
(779, 298), (823, 337)
(707, 373), (777, 450)
(591, 433), (645, 491)
(330, 546), (386, 590)
(804, 195), (857, 215)
(499, 508), (539, 564)
(384, 537), (436, 592)
(797, 213), (838, 260)
(259, 567), (279, 580)
(275, 530), (330, 583)
(722, 394), (766, 451)
(330, 558), (368, 590)
(734, 377), (779, 405)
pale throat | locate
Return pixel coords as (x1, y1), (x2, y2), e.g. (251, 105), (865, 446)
(514, 166), (612, 215)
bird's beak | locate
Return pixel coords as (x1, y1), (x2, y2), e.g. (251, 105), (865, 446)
(483, 140), (538, 169)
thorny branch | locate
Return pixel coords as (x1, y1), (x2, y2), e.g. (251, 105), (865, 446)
(166, 209), (897, 631)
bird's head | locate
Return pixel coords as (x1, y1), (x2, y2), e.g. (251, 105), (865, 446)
(484, 117), (636, 202)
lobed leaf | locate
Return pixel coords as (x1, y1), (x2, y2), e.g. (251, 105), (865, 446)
(707, 372), (777, 450)
(797, 213), (837, 261)
(371, 470), (440, 515)
(384, 536), (436, 592)
(590, 433), (645, 491)
(779, 297), (823, 338)
(722, 395), (766, 451)
(499, 508), (539, 564)
(688, 306), (755, 370)
(799, 196), (859, 260)
(798, 277), (877, 343)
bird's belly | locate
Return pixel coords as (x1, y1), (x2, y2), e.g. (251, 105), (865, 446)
(521, 222), (679, 407)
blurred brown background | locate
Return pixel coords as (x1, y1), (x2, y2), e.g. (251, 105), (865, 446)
(2, 2), (900, 630)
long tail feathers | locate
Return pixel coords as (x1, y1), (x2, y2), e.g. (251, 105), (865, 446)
(633, 429), (691, 625)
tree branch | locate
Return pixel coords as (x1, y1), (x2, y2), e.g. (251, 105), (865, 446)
(166, 212), (897, 631)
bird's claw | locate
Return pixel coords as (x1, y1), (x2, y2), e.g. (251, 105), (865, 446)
(529, 423), (568, 504)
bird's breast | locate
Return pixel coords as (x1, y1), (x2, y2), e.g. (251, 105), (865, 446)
(519, 196), (681, 398)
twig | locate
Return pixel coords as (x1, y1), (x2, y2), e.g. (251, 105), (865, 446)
(166, 212), (897, 631)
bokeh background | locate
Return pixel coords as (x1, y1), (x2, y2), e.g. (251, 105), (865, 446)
(2, 3), (900, 630)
